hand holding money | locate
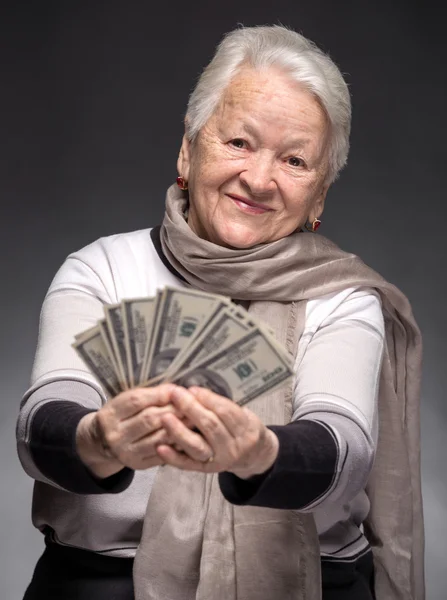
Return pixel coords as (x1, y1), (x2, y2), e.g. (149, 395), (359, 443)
(155, 385), (280, 479)
(73, 286), (292, 476)
(75, 384), (208, 478)
(73, 286), (294, 406)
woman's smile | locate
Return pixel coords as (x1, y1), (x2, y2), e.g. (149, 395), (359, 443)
(226, 193), (274, 215)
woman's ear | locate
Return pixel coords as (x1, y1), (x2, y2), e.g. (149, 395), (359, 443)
(177, 134), (191, 181)
(309, 184), (329, 221)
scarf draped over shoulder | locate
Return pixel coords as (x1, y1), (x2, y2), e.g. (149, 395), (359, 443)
(133, 184), (424, 600)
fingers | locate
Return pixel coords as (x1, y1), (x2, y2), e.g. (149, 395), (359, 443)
(168, 387), (232, 448)
(93, 384), (179, 469)
(161, 413), (213, 462)
(182, 386), (274, 478)
(129, 427), (171, 455)
(156, 444), (214, 473)
(187, 386), (249, 437)
(120, 404), (180, 442)
(109, 384), (178, 420)
(92, 383), (258, 473)
(110, 428), (172, 470)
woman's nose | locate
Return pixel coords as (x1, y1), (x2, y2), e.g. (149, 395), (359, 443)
(239, 153), (276, 195)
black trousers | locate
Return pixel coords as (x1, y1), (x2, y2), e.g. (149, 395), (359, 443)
(321, 553), (375, 600)
(23, 542), (134, 600)
(24, 542), (375, 600)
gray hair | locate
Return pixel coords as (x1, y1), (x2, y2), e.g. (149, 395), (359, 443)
(185, 25), (351, 184)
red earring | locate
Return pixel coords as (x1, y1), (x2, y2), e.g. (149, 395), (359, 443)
(176, 176), (188, 191)
(305, 218), (322, 232)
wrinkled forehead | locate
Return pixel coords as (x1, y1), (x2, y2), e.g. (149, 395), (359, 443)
(212, 66), (329, 137)
(220, 65), (324, 112)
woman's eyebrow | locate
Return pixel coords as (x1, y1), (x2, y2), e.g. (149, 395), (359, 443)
(238, 122), (310, 148)
(240, 124), (312, 152)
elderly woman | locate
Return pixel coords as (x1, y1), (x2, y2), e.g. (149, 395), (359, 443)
(17, 25), (423, 600)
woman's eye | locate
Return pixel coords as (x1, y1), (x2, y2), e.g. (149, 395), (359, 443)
(287, 156), (304, 167)
(230, 138), (246, 149)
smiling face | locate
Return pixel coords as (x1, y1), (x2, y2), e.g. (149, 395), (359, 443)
(178, 66), (331, 248)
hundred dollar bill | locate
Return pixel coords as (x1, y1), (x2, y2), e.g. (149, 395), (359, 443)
(173, 327), (294, 405)
(122, 296), (157, 387)
(98, 318), (122, 382)
(232, 304), (288, 355)
(139, 290), (164, 384)
(72, 326), (121, 397)
(104, 303), (129, 389)
(142, 287), (229, 382)
(166, 307), (254, 377)
(74, 322), (121, 382)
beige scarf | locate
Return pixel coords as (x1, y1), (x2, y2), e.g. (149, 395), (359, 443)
(133, 185), (424, 600)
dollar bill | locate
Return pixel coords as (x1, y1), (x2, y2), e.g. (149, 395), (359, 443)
(166, 307), (255, 377)
(98, 318), (121, 380)
(142, 287), (229, 382)
(104, 303), (129, 389)
(173, 327), (294, 405)
(72, 326), (121, 397)
(139, 289), (164, 384)
(122, 297), (157, 387)
(73, 286), (292, 406)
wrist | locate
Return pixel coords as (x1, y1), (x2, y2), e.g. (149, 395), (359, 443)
(231, 428), (279, 480)
(76, 412), (124, 479)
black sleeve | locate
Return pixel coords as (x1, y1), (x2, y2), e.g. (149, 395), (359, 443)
(218, 420), (338, 510)
(29, 401), (134, 494)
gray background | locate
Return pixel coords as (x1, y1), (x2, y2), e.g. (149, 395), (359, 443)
(1, 1), (445, 598)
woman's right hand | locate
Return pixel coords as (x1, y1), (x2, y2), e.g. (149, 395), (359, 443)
(76, 384), (182, 479)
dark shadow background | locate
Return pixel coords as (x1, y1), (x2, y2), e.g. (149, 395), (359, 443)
(1, 1), (445, 598)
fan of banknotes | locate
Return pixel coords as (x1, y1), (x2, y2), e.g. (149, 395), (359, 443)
(73, 287), (294, 406)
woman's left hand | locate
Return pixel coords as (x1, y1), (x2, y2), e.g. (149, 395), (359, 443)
(156, 385), (279, 479)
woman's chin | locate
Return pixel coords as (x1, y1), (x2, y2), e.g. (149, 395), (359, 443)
(210, 225), (267, 249)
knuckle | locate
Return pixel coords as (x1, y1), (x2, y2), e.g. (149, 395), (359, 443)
(196, 437), (211, 454)
(139, 434), (160, 452)
(214, 405), (229, 419)
(141, 410), (157, 430)
(198, 449), (211, 462)
(200, 415), (219, 433)
(126, 391), (145, 411)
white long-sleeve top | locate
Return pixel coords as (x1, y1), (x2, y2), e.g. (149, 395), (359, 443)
(17, 228), (384, 561)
